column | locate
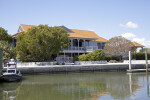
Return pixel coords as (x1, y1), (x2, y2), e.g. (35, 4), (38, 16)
(71, 39), (73, 50)
(101, 42), (102, 49)
(84, 39), (86, 50)
(77, 39), (80, 50)
(64, 52), (65, 58)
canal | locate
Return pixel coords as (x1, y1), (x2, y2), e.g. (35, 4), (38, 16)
(0, 72), (150, 100)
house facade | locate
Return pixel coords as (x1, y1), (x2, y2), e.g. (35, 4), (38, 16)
(12, 24), (108, 63)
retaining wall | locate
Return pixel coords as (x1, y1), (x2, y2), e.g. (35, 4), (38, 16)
(2, 63), (149, 74)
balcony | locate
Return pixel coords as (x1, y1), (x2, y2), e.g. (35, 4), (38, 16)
(86, 46), (98, 52)
(62, 46), (98, 53)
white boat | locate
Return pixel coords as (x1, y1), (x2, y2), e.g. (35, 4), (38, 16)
(1, 59), (22, 82)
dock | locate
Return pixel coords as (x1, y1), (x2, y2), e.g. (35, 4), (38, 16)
(127, 69), (150, 73)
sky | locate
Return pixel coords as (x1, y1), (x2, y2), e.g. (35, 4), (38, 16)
(0, 0), (150, 48)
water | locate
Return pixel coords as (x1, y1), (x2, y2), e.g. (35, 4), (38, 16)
(0, 72), (150, 100)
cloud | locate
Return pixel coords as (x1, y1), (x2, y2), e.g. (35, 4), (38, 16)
(121, 33), (150, 48)
(120, 21), (138, 28)
(121, 33), (136, 40)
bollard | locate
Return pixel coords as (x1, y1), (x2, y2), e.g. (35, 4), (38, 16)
(0, 49), (3, 75)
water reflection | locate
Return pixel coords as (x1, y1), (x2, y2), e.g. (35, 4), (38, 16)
(0, 72), (150, 100)
(146, 72), (150, 97)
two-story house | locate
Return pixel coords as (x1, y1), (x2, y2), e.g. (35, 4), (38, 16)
(12, 24), (108, 63)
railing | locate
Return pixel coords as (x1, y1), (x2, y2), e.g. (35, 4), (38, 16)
(62, 46), (98, 52)
(56, 57), (73, 63)
(86, 46), (98, 52)
(62, 46), (84, 51)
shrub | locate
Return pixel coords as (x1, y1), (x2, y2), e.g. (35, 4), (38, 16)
(132, 53), (150, 60)
(78, 54), (87, 61)
(78, 49), (105, 61)
(104, 55), (120, 61)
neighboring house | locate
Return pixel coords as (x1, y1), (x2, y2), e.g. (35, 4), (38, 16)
(130, 42), (144, 53)
(12, 24), (108, 63)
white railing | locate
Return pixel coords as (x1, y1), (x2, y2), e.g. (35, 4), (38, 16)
(75, 61), (107, 65)
(56, 57), (73, 63)
(63, 46), (85, 51)
(124, 60), (150, 64)
(63, 46), (98, 52)
(16, 62), (57, 67)
(86, 46), (98, 52)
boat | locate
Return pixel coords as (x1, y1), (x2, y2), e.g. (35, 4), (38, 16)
(1, 59), (22, 82)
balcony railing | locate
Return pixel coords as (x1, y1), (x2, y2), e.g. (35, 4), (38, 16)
(62, 46), (84, 51)
(86, 46), (98, 52)
(62, 46), (98, 52)
(56, 57), (73, 63)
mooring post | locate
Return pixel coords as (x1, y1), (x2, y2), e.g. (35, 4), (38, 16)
(145, 49), (148, 72)
(129, 51), (132, 70)
(0, 49), (3, 75)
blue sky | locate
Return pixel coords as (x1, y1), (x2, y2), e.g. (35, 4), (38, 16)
(0, 0), (150, 47)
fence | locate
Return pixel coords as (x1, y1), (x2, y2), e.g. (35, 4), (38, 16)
(124, 60), (150, 64)
(74, 61), (107, 65)
(17, 62), (57, 67)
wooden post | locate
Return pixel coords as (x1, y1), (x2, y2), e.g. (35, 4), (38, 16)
(0, 49), (3, 75)
(129, 51), (132, 70)
(145, 49), (148, 72)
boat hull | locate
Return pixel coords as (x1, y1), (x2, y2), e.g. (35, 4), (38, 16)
(1, 74), (22, 82)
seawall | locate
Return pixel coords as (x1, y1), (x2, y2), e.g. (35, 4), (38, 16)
(3, 63), (149, 74)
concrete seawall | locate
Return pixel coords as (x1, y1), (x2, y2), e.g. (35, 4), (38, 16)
(2, 63), (149, 74)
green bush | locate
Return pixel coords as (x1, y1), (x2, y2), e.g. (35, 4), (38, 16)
(104, 55), (120, 61)
(78, 49), (105, 61)
(132, 53), (150, 60)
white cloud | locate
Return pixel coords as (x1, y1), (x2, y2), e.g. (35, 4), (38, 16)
(121, 33), (136, 40)
(121, 33), (150, 48)
(120, 21), (138, 28)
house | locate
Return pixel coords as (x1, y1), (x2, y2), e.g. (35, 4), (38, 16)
(12, 24), (145, 63)
(130, 42), (144, 53)
(12, 24), (108, 63)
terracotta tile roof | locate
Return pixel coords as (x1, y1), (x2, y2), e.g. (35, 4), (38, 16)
(70, 29), (108, 42)
(12, 24), (108, 42)
(21, 24), (36, 32)
(131, 42), (144, 47)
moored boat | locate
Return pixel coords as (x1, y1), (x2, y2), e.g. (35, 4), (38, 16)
(1, 59), (22, 82)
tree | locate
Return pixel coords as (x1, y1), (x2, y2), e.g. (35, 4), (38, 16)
(104, 36), (131, 60)
(0, 27), (11, 42)
(78, 49), (105, 61)
(0, 41), (16, 60)
(16, 25), (70, 62)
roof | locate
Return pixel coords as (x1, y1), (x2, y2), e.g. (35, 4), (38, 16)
(21, 24), (36, 32)
(12, 24), (108, 42)
(70, 29), (108, 42)
(131, 42), (144, 47)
